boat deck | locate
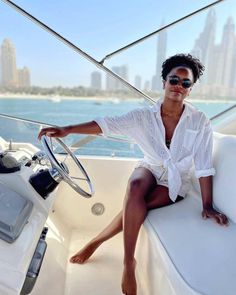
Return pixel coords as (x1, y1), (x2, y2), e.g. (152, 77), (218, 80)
(31, 222), (126, 295)
(65, 230), (124, 295)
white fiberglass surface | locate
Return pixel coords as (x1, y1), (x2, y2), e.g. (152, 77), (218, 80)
(65, 231), (124, 295)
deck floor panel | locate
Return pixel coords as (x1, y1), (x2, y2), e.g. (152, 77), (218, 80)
(65, 230), (124, 295)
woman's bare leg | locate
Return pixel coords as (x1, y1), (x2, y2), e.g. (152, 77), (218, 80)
(70, 211), (123, 263)
(70, 169), (183, 269)
(121, 168), (157, 295)
(121, 173), (183, 295)
(70, 168), (155, 264)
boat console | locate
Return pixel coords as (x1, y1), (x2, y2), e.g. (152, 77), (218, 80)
(0, 132), (96, 295)
(0, 139), (59, 295)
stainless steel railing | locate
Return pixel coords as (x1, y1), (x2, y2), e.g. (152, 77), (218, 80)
(210, 103), (236, 121)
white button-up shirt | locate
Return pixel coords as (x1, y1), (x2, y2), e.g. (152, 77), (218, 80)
(95, 99), (215, 201)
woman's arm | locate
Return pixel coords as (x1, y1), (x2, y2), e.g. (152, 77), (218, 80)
(38, 121), (102, 139)
(199, 176), (228, 226)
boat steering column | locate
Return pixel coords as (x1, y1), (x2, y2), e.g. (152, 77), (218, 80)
(29, 135), (94, 199)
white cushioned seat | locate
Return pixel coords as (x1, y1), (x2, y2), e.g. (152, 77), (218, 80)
(212, 133), (236, 223)
(136, 133), (236, 295)
(142, 196), (236, 295)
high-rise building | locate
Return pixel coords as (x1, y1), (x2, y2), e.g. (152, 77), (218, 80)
(144, 80), (150, 91)
(152, 21), (167, 91)
(232, 50), (236, 89)
(18, 67), (31, 88)
(191, 9), (236, 96)
(134, 75), (142, 89)
(91, 71), (102, 90)
(106, 69), (117, 91)
(1, 38), (18, 87)
(191, 9), (216, 85)
(106, 65), (129, 91)
(117, 65), (128, 90)
(218, 17), (236, 88)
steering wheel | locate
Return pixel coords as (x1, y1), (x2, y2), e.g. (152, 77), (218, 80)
(40, 135), (94, 198)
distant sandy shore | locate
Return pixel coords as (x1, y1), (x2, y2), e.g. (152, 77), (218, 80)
(0, 93), (235, 104)
(0, 93), (113, 101)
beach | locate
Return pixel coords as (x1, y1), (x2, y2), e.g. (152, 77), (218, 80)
(0, 93), (115, 101)
(0, 93), (235, 104)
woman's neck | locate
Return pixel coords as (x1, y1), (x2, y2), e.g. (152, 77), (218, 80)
(161, 100), (184, 118)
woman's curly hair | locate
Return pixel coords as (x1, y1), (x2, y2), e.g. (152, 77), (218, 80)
(161, 53), (205, 83)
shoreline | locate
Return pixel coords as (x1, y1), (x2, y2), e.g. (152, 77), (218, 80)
(0, 93), (142, 102)
(0, 93), (235, 104)
(0, 93), (114, 101)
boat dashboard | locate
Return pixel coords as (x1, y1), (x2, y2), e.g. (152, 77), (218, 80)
(0, 137), (58, 295)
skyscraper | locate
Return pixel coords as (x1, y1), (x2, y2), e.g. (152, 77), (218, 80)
(134, 75), (142, 90)
(18, 67), (31, 88)
(106, 65), (129, 91)
(91, 71), (102, 90)
(106, 67), (118, 91)
(218, 17), (236, 88)
(191, 9), (236, 97)
(191, 9), (216, 85)
(1, 38), (18, 87)
(144, 80), (150, 91)
(152, 21), (167, 91)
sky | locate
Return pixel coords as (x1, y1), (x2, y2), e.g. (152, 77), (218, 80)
(0, 0), (236, 88)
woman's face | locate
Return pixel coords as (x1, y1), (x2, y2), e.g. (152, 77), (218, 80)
(163, 66), (194, 103)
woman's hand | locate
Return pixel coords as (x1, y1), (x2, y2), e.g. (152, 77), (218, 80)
(202, 207), (229, 226)
(38, 126), (70, 140)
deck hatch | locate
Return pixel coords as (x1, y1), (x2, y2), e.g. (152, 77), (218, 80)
(0, 183), (33, 243)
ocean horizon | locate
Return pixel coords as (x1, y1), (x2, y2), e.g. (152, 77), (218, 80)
(0, 97), (234, 158)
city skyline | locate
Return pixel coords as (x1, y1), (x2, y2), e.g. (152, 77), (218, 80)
(0, 38), (31, 88)
(191, 9), (236, 97)
(0, 0), (236, 87)
(93, 8), (236, 96)
(0, 0), (236, 96)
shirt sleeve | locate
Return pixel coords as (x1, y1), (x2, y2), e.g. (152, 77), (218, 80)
(94, 109), (140, 138)
(194, 119), (215, 178)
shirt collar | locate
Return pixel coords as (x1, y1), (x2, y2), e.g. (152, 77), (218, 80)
(153, 98), (194, 118)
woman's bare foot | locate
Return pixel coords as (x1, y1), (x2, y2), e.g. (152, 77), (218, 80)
(121, 260), (137, 295)
(70, 240), (102, 264)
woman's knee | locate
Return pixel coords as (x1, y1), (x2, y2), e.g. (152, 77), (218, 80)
(125, 168), (156, 200)
(128, 178), (144, 191)
(126, 177), (154, 199)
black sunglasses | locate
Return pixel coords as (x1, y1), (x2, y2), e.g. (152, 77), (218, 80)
(167, 75), (192, 89)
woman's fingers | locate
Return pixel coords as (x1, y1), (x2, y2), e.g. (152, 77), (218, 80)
(202, 209), (229, 226)
(211, 212), (228, 226)
(38, 127), (60, 139)
(216, 213), (229, 226)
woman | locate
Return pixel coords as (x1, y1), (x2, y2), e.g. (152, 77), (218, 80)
(38, 54), (228, 295)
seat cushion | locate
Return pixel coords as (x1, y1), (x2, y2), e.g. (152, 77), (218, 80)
(145, 195), (236, 295)
(212, 133), (236, 223)
(189, 133), (236, 223)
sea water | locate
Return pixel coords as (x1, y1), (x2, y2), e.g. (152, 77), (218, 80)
(0, 98), (234, 158)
